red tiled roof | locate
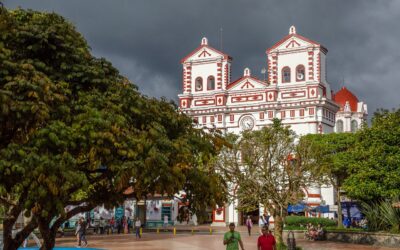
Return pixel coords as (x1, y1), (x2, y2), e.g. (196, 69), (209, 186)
(333, 87), (359, 112)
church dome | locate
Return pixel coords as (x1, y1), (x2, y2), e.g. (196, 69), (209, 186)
(333, 86), (359, 112)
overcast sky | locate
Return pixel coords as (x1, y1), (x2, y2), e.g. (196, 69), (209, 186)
(4, 0), (400, 116)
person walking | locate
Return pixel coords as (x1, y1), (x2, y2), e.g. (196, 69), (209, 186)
(223, 222), (245, 250)
(257, 226), (276, 250)
(123, 216), (128, 234)
(263, 213), (270, 229)
(99, 217), (105, 234)
(245, 215), (253, 236)
(135, 217), (141, 239)
(117, 217), (123, 234)
(109, 216), (115, 234)
(259, 214), (265, 234)
(76, 217), (88, 247)
(23, 231), (41, 248)
(75, 219), (81, 246)
(127, 217), (132, 234)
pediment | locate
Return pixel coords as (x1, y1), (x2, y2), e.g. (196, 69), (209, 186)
(267, 33), (323, 53)
(275, 35), (315, 51)
(193, 47), (222, 59)
(227, 77), (267, 91)
(181, 45), (228, 63)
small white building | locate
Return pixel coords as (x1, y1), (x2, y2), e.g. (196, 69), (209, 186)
(178, 26), (367, 226)
(333, 87), (368, 132)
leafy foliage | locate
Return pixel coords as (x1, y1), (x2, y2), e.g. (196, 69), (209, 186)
(344, 108), (400, 202)
(0, 7), (225, 249)
(302, 132), (356, 227)
(302, 132), (356, 186)
(216, 119), (322, 244)
(361, 198), (400, 233)
(276, 243), (302, 250)
(284, 215), (336, 228)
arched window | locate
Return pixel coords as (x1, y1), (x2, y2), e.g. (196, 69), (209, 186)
(207, 76), (215, 90)
(336, 120), (343, 133)
(282, 67), (291, 83)
(296, 65), (305, 81)
(195, 77), (203, 91)
(351, 120), (358, 132)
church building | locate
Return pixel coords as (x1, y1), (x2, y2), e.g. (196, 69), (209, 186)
(178, 26), (367, 225)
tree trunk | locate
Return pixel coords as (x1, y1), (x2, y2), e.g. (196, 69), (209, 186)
(273, 214), (284, 245)
(2, 206), (27, 250)
(40, 229), (57, 250)
(336, 185), (343, 228)
(38, 218), (57, 250)
(36, 204), (95, 250)
(2, 228), (19, 250)
(2, 220), (35, 250)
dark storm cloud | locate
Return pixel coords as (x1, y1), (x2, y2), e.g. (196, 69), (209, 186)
(4, 0), (400, 115)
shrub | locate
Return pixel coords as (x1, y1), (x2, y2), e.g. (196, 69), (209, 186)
(361, 198), (400, 233)
(285, 215), (336, 228)
(283, 225), (304, 230)
(276, 243), (302, 250)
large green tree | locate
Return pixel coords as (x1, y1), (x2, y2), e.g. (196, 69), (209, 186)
(216, 119), (321, 245)
(303, 132), (356, 227)
(0, 7), (225, 250)
(343, 108), (400, 202)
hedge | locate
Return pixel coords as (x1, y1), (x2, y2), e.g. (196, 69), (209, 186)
(285, 215), (337, 227)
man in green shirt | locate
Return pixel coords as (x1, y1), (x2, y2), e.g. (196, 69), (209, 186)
(223, 223), (245, 250)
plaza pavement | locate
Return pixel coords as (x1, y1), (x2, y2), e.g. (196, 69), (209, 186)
(46, 226), (397, 250)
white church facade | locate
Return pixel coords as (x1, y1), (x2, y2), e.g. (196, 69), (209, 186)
(178, 26), (367, 225)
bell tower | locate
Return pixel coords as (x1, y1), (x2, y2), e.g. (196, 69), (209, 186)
(266, 26), (331, 99)
(179, 37), (232, 109)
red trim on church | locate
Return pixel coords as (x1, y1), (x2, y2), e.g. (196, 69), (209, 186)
(180, 45), (232, 63)
(266, 33), (328, 54)
(227, 76), (267, 90)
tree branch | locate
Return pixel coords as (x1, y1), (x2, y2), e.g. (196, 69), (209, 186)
(51, 203), (95, 232)
(0, 196), (17, 207)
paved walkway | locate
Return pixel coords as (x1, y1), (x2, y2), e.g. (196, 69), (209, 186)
(49, 232), (397, 250)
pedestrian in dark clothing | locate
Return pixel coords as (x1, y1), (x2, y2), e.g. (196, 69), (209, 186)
(343, 217), (351, 228)
(127, 217), (132, 233)
(76, 217), (88, 247)
(117, 217), (123, 234)
(264, 213), (270, 229)
(109, 217), (115, 234)
(245, 215), (253, 236)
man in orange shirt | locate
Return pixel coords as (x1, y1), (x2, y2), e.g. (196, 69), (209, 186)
(257, 226), (276, 250)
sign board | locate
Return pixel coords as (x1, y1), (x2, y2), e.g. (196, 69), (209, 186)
(329, 205), (338, 212)
(115, 206), (124, 219)
(146, 200), (162, 221)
